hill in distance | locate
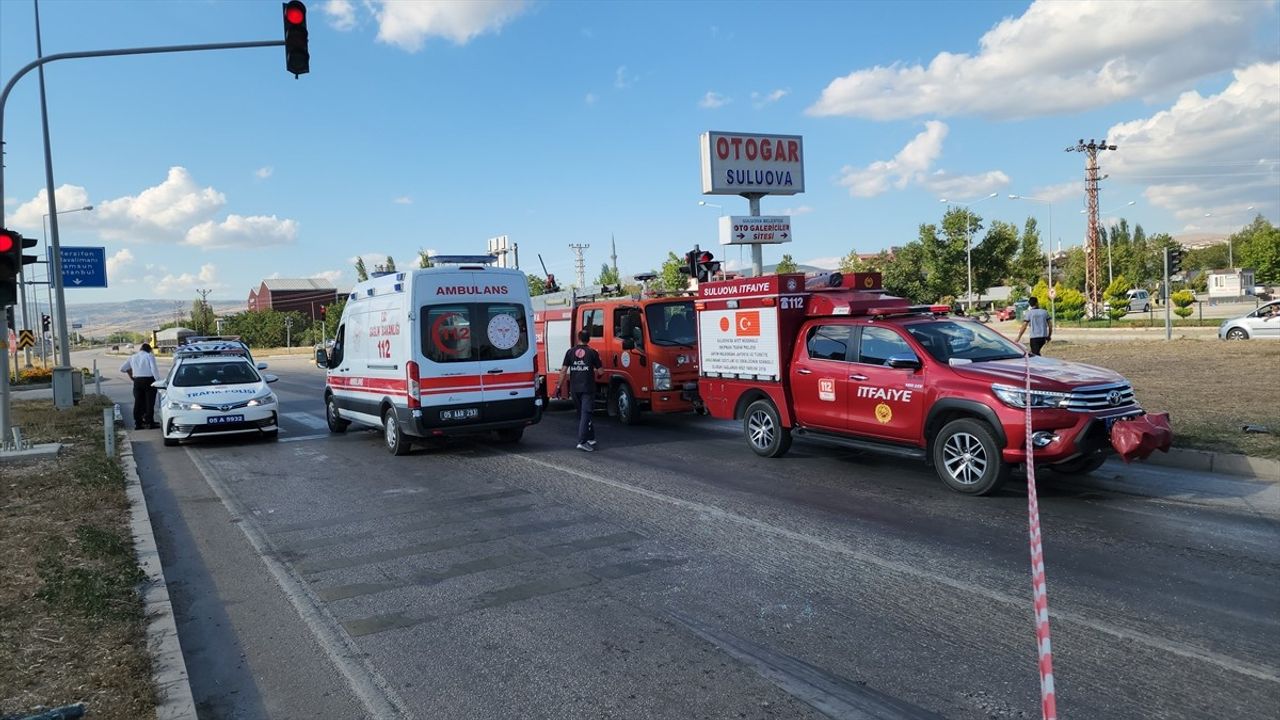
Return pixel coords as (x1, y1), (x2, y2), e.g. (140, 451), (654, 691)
(60, 299), (245, 336)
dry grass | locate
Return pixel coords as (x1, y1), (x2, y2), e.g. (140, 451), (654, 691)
(1050, 339), (1280, 460)
(0, 397), (154, 720)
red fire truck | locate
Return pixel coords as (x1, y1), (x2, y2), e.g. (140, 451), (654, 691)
(533, 289), (700, 423)
(695, 272), (1169, 495)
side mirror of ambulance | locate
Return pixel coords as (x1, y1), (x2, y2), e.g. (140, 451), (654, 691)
(886, 355), (922, 371)
(314, 348), (328, 368)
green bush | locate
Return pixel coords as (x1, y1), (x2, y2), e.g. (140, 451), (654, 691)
(1104, 276), (1132, 322)
(1172, 289), (1196, 320)
(1057, 286), (1086, 321)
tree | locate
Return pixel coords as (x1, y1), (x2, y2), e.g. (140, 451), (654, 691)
(385, 256), (397, 272)
(354, 257), (369, 282)
(1233, 216), (1280, 285)
(774, 254), (798, 274)
(418, 249), (433, 268)
(925, 208), (978, 301)
(881, 242), (928, 302)
(190, 298), (216, 335)
(1011, 217), (1044, 290)
(527, 274), (546, 296)
(320, 296), (347, 342)
(1104, 275), (1133, 322)
(1060, 246), (1087, 291)
(594, 262), (620, 287)
(659, 252), (689, 293)
(970, 220), (1018, 299)
(1057, 286), (1086, 321)
(1171, 289), (1196, 320)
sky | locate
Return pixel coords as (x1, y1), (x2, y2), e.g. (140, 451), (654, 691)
(1, 0), (1277, 304)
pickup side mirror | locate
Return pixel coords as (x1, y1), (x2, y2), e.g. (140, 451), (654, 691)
(621, 338), (636, 351)
(886, 355), (922, 371)
(315, 348), (328, 368)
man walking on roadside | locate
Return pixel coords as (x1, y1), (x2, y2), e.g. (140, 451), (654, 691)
(121, 343), (161, 429)
(1016, 296), (1053, 356)
(559, 329), (601, 452)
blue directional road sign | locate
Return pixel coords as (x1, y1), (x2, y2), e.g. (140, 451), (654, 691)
(51, 246), (108, 288)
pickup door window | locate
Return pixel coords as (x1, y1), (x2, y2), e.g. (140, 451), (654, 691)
(847, 325), (922, 443)
(790, 324), (854, 432)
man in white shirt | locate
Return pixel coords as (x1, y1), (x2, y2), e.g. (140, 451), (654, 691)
(1015, 297), (1053, 356)
(120, 343), (161, 429)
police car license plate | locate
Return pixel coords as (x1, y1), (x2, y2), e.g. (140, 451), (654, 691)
(208, 415), (245, 425)
(440, 408), (479, 421)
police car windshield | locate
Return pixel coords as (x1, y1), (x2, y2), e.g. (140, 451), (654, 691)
(906, 320), (1024, 363)
(645, 301), (697, 347)
(173, 360), (261, 387)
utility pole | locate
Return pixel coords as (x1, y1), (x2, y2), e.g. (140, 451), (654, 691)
(569, 243), (590, 288)
(1066, 138), (1117, 316)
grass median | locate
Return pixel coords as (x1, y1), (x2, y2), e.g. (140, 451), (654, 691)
(1049, 339), (1280, 460)
(0, 397), (154, 720)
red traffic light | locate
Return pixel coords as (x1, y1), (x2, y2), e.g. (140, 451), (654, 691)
(285, 2), (305, 24)
(0, 232), (14, 253)
(698, 252), (714, 263)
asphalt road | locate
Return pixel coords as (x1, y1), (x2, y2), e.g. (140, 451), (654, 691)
(106, 353), (1278, 720)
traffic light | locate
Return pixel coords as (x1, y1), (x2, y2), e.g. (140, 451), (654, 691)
(1, 228), (19, 307)
(283, 1), (310, 77)
(680, 249), (698, 277)
(696, 251), (720, 282)
(1167, 246), (1185, 276)
(42, 314), (51, 333)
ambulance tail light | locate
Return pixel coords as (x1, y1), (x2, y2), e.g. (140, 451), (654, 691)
(406, 361), (421, 408)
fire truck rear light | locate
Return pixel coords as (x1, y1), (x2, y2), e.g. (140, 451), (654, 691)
(694, 302), (706, 311)
(761, 297), (775, 306)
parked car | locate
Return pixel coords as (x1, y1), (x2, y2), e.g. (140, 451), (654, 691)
(1124, 289), (1152, 313)
(1219, 300), (1280, 340)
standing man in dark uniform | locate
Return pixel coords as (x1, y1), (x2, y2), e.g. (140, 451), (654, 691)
(559, 329), (602, 452)
(120, 342), (161, 429)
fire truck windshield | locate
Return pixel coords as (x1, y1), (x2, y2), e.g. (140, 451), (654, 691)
(906, 320), (1024, 364)
(645, 301), (697, 347)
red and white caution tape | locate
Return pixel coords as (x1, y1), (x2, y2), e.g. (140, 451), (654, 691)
(1025, 353), (1058, 719)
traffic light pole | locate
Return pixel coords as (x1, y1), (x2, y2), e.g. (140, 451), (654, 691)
(1163, 248), (1172, 342)
(0, 39), (285, 439)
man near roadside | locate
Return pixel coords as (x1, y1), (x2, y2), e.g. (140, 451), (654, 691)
(121, 343), (161, 429)
(559, 329), (602, 452)
(1016, 296), (1053, 356)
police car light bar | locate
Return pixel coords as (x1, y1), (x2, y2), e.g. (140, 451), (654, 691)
(430, 255), (498, 266)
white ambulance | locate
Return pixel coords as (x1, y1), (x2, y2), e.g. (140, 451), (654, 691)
(316, 256), (543, 454)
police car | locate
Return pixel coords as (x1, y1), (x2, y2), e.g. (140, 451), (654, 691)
(155, 342), (280, 446)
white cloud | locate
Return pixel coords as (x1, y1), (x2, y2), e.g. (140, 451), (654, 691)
(106, 249), (136, 283)
(153, 263), (223, 296)
(1105, 62), (1280, 229)
(807, 0), (1271, 121)
(698, 91), (730, 109)
(313, 270), (344, 284)
(370, 0), (528, 51)
(839, 121), (1009, 199)
(1024, 181), (1085, 205)
(255, 166), (273, 180)
(92, 167), (226, 243)
(615, 65), (636, 90)
(584, 92), (598, 106)
(323, 0), (357, 31)
(11, 185), (92, 230)
(393, 196), (413, 205)
(751, 88), (789, 108)
(801, 256), (842, 270)
(185, 214), (298, 249)
(779, 205), (814, 216)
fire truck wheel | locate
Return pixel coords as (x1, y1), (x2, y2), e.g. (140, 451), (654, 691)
(933, 418), (1009, 495)
(326, 395), (349, 433)
(1049, 452), (1106, 475)
(744, 400), (791, 458)
(615, 383), (639, 425)
(383, 408), (412, 456)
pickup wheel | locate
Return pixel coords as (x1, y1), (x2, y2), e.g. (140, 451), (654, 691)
(326, 395), (349, 433)
(1050, 452), (1106, 475)
(744, 400), (791, 458)
(614, 382), (639, 425)
(383, 408), (412, 456)
(933, 418), (1009, 496)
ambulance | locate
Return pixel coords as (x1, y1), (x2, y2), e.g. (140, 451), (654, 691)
(316, 257), (542, 455)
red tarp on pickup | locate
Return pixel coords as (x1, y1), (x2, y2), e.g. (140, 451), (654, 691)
(1111, 412), (1172, 463)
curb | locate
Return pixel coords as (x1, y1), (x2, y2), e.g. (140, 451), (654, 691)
(1141, 446), (1280, 482)
(121, 434), (198, 720)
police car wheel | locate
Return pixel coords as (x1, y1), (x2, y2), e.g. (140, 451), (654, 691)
(383, 408), (412, 456)
(615, 383), (639, 425)
(744, 400), (791, 458)
(933, 418), (1009, 496)
(263, 430), (279, 442)
(326, 395), (350, 433)
(163, 436), (179, 447)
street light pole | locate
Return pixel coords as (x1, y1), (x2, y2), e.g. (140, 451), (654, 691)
(939, 192), (997, 310)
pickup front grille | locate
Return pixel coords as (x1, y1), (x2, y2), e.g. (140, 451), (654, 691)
(1063, 383), (1138, 413)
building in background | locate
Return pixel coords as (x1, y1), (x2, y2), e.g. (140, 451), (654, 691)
(1207, 269), (1256, 301)
(247, 279), (339, 319)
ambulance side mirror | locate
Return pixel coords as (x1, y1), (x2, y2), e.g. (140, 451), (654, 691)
(315, 348), (329, 368)
(886, 355), (922, 371)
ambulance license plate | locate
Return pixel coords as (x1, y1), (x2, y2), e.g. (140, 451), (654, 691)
(208, 415), (244, 425)
(440, 408), (479, 421)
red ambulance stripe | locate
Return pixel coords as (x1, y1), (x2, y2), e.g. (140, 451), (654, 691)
(330, 376), (407, 392)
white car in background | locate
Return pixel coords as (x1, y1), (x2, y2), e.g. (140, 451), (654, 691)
(154, 352), (280, 446)
(1218, 300), (1280, 340)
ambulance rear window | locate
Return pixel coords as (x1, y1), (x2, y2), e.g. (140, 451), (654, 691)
(421, 303), (529, 363)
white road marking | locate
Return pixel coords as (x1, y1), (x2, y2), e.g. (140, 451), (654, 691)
(280, 433), (331, 444)
(507, 451), (1280, 685)
(283, 411), (329, 430)
(184, 448), (413, 718)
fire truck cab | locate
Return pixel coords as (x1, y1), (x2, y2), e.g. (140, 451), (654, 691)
(533, 289), (700, 423)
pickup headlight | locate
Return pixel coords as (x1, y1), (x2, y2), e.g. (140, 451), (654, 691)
(652, 362), (672, 391)
(247, 392), (277, 407)
(992, 384), (1070, 409)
